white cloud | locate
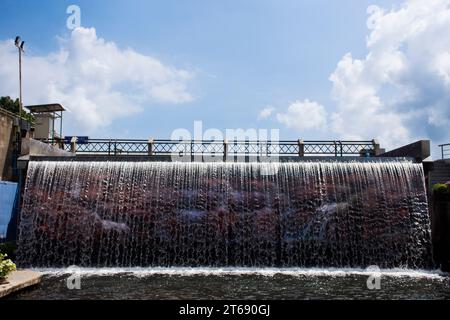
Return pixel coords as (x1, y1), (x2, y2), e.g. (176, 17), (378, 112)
(276, 99), (327, 131)
(257, 106), (274, 120)
(0, 27), (194, 134)
(329, 0), (450, 148)
(268, 0), (450, 150)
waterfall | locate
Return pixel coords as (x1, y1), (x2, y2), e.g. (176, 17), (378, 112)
(17, 160), (433, 268)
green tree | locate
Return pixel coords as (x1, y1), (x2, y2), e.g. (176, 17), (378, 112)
(0, 96), (35, 123)
(0, 96), (20, 114)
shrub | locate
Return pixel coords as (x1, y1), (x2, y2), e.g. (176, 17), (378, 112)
(433, 183), (450, 194)
(0, 242), (17, 260)
(0, 253), (16, 279)
(0, 96), (35, 123)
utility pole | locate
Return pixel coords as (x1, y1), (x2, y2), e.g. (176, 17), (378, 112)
(14, 36), (25, 131)
(12, 36), (25, 238)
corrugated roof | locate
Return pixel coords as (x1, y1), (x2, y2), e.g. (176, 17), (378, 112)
(26, 103), (65, 113)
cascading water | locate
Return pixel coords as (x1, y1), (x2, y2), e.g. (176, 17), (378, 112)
(17, 160), (433, 268)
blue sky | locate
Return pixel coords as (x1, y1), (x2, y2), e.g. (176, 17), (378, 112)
(1, 0), (449, 156)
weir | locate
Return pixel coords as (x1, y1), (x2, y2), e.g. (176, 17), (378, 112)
(17, 159), (433, 268)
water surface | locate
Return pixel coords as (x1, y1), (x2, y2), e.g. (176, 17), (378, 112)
(7, 268), (450, 300)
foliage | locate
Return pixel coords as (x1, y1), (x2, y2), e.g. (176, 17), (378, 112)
(432, 183), (450, 194)
(0, 96), (35, 123)
(0, 253), (16, 279)
(0, 242), (17, 261)
(0, 96), (20, 114)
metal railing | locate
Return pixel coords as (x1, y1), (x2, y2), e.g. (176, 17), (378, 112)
(439, 143), (450, 159)
(36, 138), (381, 158)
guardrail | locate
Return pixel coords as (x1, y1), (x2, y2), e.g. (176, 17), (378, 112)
(439, 143), (450, 159)
(36, 138), (381, 158)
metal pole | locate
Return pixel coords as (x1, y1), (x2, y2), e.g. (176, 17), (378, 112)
(15, 36), (25, 134)
(223, 139), (228, 162)
(19, 47), (22, 124)
(52, 112), (55, 140)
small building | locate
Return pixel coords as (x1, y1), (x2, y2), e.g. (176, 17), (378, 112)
(26, 103), (65, 140)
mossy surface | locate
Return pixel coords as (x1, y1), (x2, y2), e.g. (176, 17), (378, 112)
(432, 183), (450, 194)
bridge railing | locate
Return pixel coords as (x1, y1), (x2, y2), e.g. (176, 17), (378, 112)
(36, 138), (380, 157)
(439, 143), (450, 159)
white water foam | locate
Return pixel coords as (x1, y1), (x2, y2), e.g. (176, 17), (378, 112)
(32, 267), (448, 279)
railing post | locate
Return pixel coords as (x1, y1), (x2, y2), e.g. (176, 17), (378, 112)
(70, 136), (77, 153)
(223, 139), (228, 162)
(372, 139), (381, 156)
(298, 139), (304, 157)
(339, 141), (343, 157)
(148, 138), (154, 156)
(334, 141), (338, 157)
(114, 140), (117, 155)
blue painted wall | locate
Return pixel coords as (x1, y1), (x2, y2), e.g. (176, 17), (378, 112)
(0, 181), (18, 239)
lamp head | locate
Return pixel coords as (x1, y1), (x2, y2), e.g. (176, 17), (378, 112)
(14, 36), (21, 47)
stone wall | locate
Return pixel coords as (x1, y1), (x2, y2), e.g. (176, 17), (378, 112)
(0, 110), (15, 181)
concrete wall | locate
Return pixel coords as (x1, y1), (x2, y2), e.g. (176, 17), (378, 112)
(377, 140), (430, 162)
(429, 160), (450, 187)
(0, 110), (14, 181)
(21, 138), (74, 157)
(33, 114), (53, 140)
(431, 193), (450, 271)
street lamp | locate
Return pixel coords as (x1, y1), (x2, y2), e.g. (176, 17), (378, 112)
(14, 36), (25, 129)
